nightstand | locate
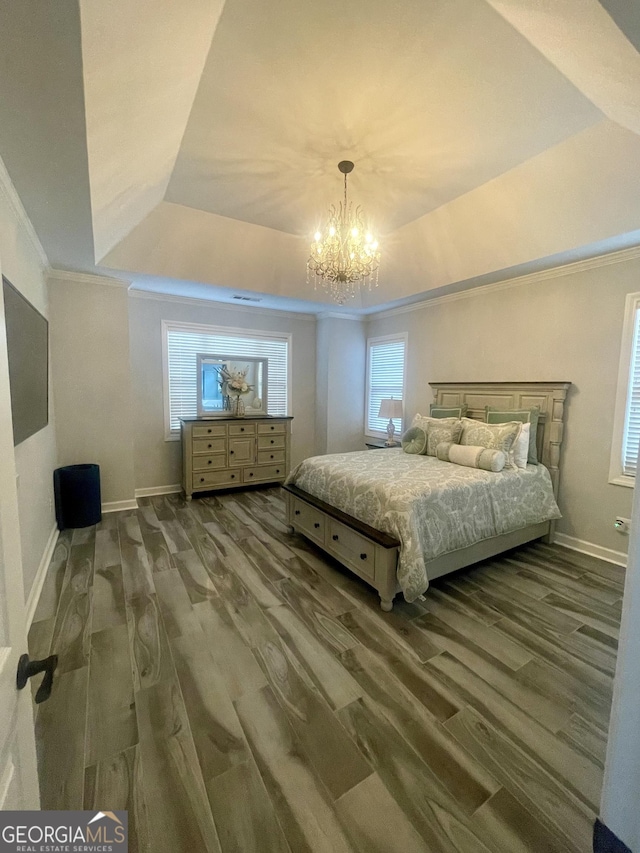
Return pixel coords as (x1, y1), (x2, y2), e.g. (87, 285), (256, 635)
(365, 440), (392, 450)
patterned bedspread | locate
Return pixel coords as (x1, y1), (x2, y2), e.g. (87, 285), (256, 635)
(286, 448), (561, 601)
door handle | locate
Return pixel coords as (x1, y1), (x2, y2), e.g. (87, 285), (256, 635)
(17, 653), (58, 704)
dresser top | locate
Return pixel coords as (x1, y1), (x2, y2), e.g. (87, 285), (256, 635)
(180, 415), (293, 423)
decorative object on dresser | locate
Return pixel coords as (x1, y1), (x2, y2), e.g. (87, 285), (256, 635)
(180, 416), (292, 499)
(378, 397), (403, 445)
(196, 353), (268, 417)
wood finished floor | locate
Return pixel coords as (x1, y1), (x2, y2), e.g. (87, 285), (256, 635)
(28, 487), (622, 853)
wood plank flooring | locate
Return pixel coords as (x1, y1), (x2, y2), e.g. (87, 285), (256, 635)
(28, 487), (623, 852)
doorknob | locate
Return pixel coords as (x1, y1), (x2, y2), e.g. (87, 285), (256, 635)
(16, 653), (58, 704)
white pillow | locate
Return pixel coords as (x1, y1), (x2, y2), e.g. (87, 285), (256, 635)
(513, 421), (530, 470)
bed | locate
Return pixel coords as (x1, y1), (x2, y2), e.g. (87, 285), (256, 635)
(284, 381), (571, 610)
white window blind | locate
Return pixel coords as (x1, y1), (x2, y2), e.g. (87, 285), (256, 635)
(366, 336), (406, 435)
(622, 306), (640, 475)
(164, 323), (290, 434)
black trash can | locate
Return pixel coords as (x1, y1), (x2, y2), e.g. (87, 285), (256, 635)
(53, 464), (102, 530)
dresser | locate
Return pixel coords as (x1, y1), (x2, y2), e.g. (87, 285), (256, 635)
(180, 416), (293, 499)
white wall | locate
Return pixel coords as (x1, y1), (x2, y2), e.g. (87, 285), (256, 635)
(600, 480), (640, 851)
(0, 161), (57, 601)
(366, 252), (640, 556)
(316, 316), (367, 455)
(128, 293), (317, 490)
(48, 275), (135, 505)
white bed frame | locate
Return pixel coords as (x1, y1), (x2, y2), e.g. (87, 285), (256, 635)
(285, 381), (571, 611)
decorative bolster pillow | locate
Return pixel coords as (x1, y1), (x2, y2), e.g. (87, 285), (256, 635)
(401, 425), (428, 454)
(436, 441), (506, 472)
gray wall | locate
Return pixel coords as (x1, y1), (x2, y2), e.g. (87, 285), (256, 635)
(49, 276), (136, 504)
(366, 255), (640, 556)
(316, 316), (367, 455)
(128, 294), (317, 490)
(0, 165), (58, 601)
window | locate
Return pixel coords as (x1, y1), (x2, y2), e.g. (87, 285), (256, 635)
(610, 292), (640, 486)
(162, 320), (291, 438)
(366, 333), (407, 437)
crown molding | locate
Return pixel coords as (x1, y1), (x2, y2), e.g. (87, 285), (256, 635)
(128, 287), (317, 322)
(0, 154), (48, 269)
(47, 268), (130, 288)
(317, 311), (365, 322)
(370, 244), (640, 321)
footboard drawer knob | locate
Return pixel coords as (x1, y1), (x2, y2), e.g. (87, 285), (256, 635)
(332, 534), (339, 541)
(360, 553), (367, 560)
(314, 522), (320, 528)
(294, 510), (300, 515)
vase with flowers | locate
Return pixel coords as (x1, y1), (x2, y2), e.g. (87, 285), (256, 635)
(216, 364), (254, 418)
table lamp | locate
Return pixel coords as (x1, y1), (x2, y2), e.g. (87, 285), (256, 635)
(378, 398), (403, 446)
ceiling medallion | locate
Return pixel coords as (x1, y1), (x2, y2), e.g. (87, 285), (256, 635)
(307, 161), (380, 305)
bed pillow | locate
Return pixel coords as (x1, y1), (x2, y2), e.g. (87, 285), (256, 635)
(401, 426), (428, 455)
(425, 419), (463, 457)
(411, 413), (459, 432)
(486, 406), (540, 464)
(429, 404), (468, 419)
(437, 441), (506, 472)
(509, 421), (530, 470)
(459, 418), (522, 469)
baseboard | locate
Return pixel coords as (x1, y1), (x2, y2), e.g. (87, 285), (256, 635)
(25, 524), (59, 628)
(593, 818), (632, 853)
(101, 498), (139, 513)
(134, 484), (182, 498)
(554, 532), (627, 567)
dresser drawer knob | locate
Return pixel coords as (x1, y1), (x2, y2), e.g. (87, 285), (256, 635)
(314, 522), (320, 529)
(360, 553), (367, 560)
(294, 510), (300, 516)
(270, 440), (274, 444)
(270, 454), (274, 459)
(271, 425), (275, 430)
(241, 427), (245, 432)
(332, 534), (339, 541)
(276, 469), (280, 474)
(208, 460), (212, 465)
(207, 428), (212, 434)
(208, 443), (212, 448)
(231, 474), (236, 479)
(200, 477), (204, 483)
(230, 450), (234, 455)
(249, 472), (254, 477)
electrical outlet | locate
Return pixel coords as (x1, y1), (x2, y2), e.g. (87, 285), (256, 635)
(614, 517), (631, 534)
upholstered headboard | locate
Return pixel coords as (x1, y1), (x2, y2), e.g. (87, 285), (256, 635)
(429, 381), (571, 498)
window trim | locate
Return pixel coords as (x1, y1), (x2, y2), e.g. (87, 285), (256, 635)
(365, 332), (408, 439)
(609, 291), (640, 488)
(162, 319), (292, 441)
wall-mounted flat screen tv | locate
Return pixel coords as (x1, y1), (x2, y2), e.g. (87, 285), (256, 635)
(2, 275), (49, 446)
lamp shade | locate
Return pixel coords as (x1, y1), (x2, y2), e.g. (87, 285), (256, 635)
(378, 398), (403, 419)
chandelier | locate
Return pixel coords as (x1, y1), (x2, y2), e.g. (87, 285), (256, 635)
(307, 161), (380, 305)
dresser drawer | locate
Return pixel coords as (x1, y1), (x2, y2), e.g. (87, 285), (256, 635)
(243, 464), (286, 484)
(193, 424), (227, 438)
(258, 435), (285, 450)
(193, 437), (227, 455)
(291, 499), (326, 543)
(192, 454), (227, 472)
(229, 423), (256, 436)
(327, 519), (375, 581)
(193, 469), (240, 489)
(258, 422), (286, 435)
(257, 449), (285, 465)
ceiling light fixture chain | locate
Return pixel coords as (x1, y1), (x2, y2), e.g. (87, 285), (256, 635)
(307, 161), (380, 305)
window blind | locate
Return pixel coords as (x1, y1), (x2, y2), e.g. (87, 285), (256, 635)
(165, 324), (289, 432)
(367, 337), (406, 434)
(623, 307), (640, 475)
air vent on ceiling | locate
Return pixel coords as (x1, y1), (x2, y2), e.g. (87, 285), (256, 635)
(232, 295), (262, 303)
